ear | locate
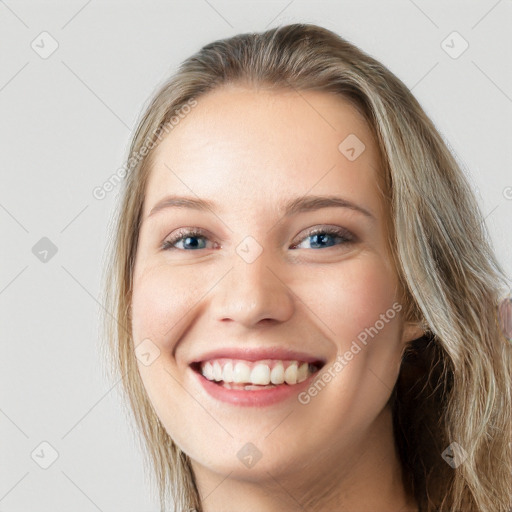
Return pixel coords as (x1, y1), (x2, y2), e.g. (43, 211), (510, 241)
(401, 319), (426, 345)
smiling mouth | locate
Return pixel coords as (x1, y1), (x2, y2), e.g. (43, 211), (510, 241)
(190, 358), (325, 390)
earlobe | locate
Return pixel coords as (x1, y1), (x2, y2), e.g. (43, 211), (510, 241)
(402, 320), (427, 344)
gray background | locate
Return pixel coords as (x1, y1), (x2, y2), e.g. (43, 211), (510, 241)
(1, 1), (511, 511)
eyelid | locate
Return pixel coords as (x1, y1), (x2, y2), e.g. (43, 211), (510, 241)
(293, 224), (354, 241)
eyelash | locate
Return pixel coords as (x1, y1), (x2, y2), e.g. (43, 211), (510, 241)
(160, 226), (355, 251)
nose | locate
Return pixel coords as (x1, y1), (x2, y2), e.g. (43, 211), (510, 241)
(211, 247), (295, 328)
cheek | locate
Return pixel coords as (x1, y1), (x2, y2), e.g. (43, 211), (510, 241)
(303, 253), (400, 345)
(295, 256), (403, 437)
(131, 263), (203, 347)
(130, 263), (208, 446)
(308, 254), (404, 398)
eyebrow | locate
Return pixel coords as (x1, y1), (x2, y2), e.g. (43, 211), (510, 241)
(147, 194), (375, 221)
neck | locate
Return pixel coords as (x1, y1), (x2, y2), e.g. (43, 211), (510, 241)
(192, 404), (418, 512)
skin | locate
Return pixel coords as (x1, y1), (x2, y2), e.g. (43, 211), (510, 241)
(131, 85), (423, 512)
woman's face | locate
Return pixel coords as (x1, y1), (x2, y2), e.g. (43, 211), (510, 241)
(131, 86), (422, 491)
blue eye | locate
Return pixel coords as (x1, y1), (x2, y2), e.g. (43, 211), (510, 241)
(161, 226), (354, 251)
(293, 227), (354, 249)
(161, 229), (211, 251)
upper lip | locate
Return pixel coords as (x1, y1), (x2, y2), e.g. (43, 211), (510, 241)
(189, 347), (326, 366)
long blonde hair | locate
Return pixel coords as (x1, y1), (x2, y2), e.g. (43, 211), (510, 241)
(100, 23), (512, 511)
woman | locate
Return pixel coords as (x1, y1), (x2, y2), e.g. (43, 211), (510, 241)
(101, 23), (512, 511)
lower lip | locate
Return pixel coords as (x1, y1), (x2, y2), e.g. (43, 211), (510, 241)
(191, 368), (317, 407)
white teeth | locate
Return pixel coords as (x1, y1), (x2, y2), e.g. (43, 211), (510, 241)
(250, 363), (271, 385)
(222, 382), (276, 390)
(270, 363), (285, 385)
(199, 358), (320, 387)
(284, 361), (298, 384)
(297, 362), (309, 383)
(233, 362), (251, 383)
(203, 361), (214, 380)
(222, 361), (234, 382)
(213, 361), (223, 381)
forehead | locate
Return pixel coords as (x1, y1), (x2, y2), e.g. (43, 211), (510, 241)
(143, 86), (384, 219)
